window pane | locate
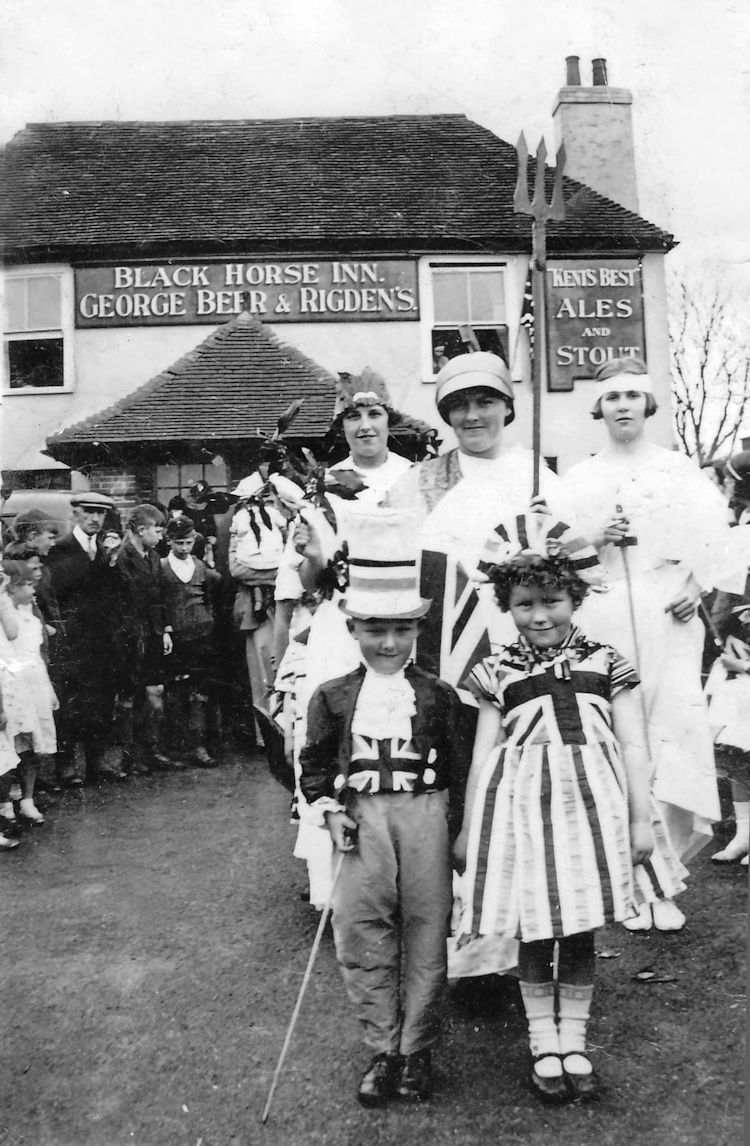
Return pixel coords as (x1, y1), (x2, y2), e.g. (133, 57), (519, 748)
(27, 276), (62, 330)
(4, 279), (26, 332)
(203, 464), (227, 489)
(433, 270), (468, 323)
(7, 338), (64, 389)
(469, 271), (505, 324)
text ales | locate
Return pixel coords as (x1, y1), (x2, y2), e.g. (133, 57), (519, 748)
(74, 261), (420, 326)
(545, 260), (645, 391)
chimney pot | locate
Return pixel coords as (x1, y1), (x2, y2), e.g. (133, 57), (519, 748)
(592, 58), (608, 86)
(552, 59), (638, 213)
(565, 56), (581, 85)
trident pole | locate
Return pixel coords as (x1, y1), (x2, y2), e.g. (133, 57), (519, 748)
(513, 135), (566, 498)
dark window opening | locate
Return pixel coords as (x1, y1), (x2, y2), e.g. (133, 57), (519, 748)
(7, 339), (64, 390)
(432, 327), (509, 373)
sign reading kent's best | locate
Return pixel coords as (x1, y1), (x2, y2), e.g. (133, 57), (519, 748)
(545, 259), (645, 392)
(74, 261), (419, 326)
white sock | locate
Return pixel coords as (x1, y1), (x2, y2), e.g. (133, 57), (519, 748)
(558, 982), (592, 1062)
(519, 981), (560, 1068)
(729, 802), (750, 849)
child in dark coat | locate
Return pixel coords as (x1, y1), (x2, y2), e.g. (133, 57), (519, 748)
(299, 509), (468, 1107)
(161, 516), (221, 766)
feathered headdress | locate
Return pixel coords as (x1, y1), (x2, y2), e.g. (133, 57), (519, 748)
(477, 510), (605, 587)
(332, 367), (391, 417)
(325, 367), (440, 462)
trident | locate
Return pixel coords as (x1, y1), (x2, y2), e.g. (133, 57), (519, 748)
(513, 134), (566, 497)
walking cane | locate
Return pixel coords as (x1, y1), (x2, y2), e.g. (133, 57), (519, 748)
(613, 505), (652, 756)
(261, 849), (346, 1124)
(698, 597), (724, 653)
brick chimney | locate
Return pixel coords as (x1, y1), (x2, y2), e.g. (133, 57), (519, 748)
(552, 56), (639, 214)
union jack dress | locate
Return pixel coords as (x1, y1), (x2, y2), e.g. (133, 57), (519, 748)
(458, 626), (687, 944)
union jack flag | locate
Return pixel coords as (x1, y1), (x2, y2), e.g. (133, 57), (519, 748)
(416, 550), (492, 704)
(519, 261), (535, 354)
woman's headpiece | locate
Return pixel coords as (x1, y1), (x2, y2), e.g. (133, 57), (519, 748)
(435, 352), (515, 425)
(591, 370), (654, 415)
(333, 368), (391, 417)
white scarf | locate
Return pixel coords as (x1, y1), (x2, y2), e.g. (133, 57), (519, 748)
(167, 553), (195, 583)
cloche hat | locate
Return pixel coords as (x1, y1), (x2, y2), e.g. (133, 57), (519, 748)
(435, 352), (515, 425)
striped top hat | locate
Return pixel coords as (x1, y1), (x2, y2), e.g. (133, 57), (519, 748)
(339, 508), (432, 620)
(477, 510), (605, 586)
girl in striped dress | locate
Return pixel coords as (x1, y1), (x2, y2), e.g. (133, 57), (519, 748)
(453, 551), (686, 1103)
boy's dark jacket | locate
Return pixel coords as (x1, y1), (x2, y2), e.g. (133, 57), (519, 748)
(299, 663), (470, 837)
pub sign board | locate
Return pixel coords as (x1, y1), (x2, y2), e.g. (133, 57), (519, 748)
(546, 258), (645, 392)
(74, 260), (419, 327)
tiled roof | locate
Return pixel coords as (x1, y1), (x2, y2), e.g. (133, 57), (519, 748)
(46, 313), (336, 451)
(1, 114), (674, 260)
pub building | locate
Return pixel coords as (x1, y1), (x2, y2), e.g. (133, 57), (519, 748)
(1, 57), (675, 509)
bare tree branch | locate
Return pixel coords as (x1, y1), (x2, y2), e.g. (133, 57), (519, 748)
(668, 269), (750, 465)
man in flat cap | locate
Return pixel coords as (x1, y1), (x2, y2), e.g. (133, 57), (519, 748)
(47, 492), (124, 784)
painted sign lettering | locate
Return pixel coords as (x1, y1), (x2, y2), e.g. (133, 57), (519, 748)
(75, 261), (419, 326)
(545, 259), (645, 391)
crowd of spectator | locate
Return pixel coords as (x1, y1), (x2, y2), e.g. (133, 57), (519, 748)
(0, 481), (258, 850)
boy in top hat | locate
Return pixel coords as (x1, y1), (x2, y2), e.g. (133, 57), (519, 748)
(299, 509), (469, 1107)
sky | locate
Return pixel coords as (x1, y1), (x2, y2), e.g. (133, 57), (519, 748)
(1, 0), (749, 285)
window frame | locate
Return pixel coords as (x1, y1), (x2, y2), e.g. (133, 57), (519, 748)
(2, 265), (75, 395)
(418, 256), (512, 383)
(155, 461), (229, 508)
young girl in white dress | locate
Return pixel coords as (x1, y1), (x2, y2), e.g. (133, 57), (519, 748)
(453, 548), (686, 1102)
(0, 558), (58, 830)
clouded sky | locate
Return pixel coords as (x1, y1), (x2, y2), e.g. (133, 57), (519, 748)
(2, 0), (748, 281)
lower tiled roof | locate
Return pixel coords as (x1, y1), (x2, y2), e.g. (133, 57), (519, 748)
(47, 313), (336, 447)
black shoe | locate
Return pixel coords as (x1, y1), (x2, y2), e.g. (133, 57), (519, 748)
(397, 1049), (433, 1101)
(98, 768), (129, 783)
(193, 746), (218, 768)
(151, 753), (187, 772)
(561, 1053), (599, 1100)
(356, 1052), (402, 1108)
(530, 1055), (569, 1103)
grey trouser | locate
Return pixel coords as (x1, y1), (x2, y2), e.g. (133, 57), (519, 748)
(332, 790), (452, 1055)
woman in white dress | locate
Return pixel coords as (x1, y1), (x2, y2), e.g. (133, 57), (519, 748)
(559, 357), (731, 931)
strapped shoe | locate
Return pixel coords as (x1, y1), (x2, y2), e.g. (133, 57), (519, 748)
(711, 842), (749, 864)
(356, 1052), (402, 1108)
(623, 902), (652, 931)
(651, 898), (685, 932)
(530, 1054), (569, 1103)
(19, 799), (45, 825)
(397, 1048), (433, 1101)
(562, 1052), (599, 1099)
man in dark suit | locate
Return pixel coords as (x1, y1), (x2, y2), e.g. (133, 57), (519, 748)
(47, 491), (123, 784)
